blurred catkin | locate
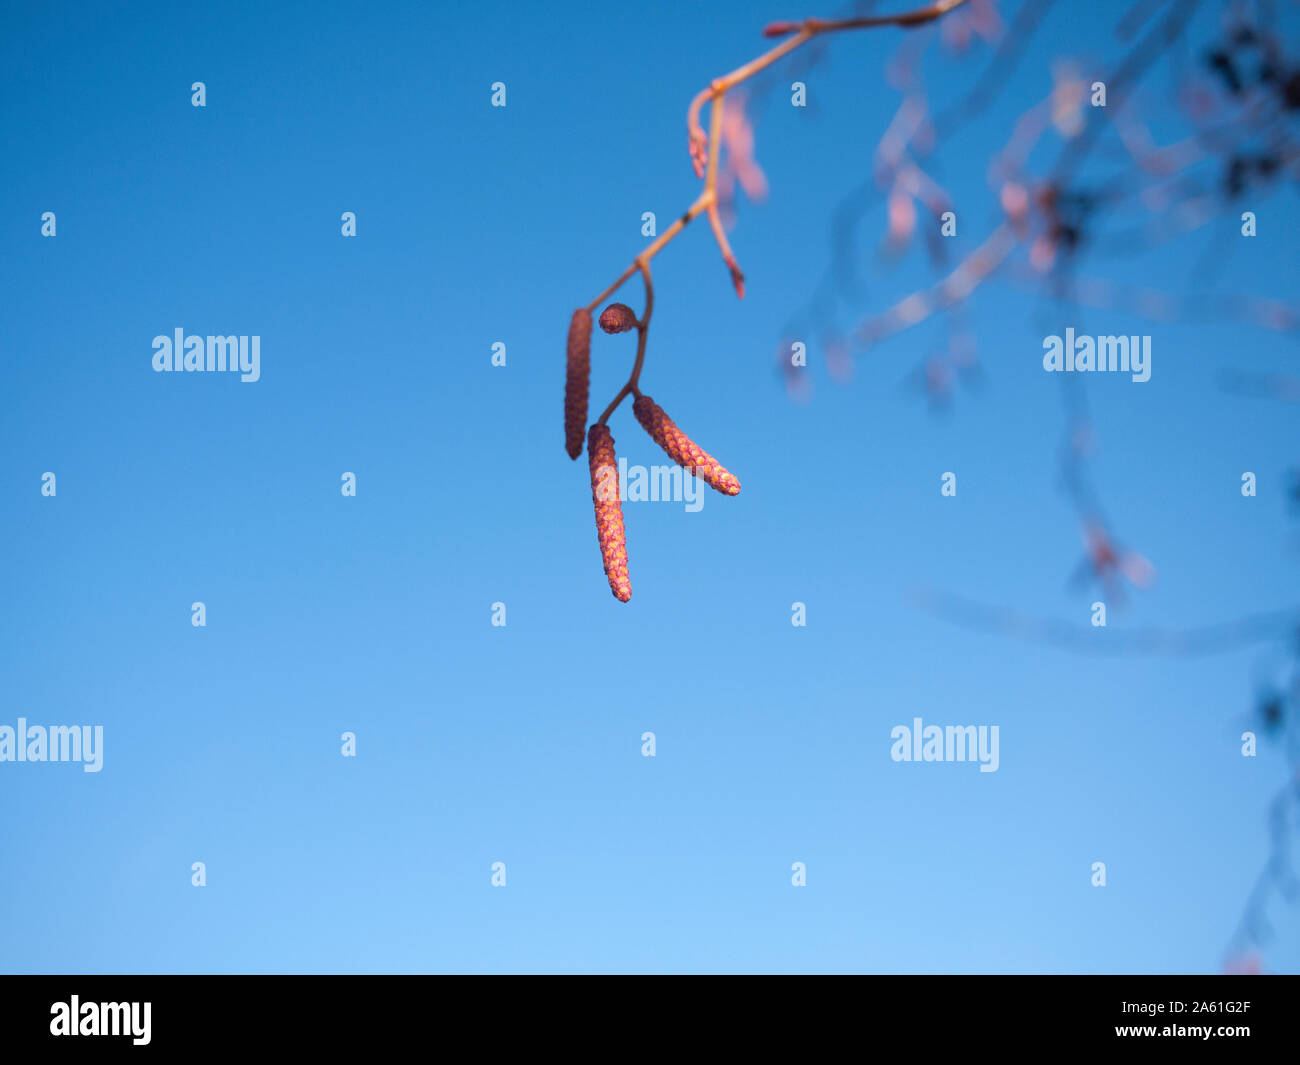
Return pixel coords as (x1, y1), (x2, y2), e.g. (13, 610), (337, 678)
(564, 309), (593, 459)
(633, 395), (741, 496)
(587, 423), (632, 602)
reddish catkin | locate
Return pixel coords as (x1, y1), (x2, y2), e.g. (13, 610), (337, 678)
(587, 423), (632, 602)
(564, 309), (593, 459)
(633, 395), (741, 496)
(599, 303), (638, 334)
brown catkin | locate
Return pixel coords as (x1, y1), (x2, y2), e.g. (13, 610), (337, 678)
(633, 395), (741, 496)
(587, 423), (631, 602)
(598, 303), (638, 334)
(564, 309), (592, 459)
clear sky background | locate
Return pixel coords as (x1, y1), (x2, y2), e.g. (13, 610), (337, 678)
(1, 0), (1297, 973)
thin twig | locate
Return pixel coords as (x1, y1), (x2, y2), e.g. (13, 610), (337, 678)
(581, 0), (974, 437)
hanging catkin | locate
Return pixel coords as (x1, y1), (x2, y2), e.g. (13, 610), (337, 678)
(587, 423), (632, 602)
(564, 309), (592, 459)
(633, 395), (741, 495)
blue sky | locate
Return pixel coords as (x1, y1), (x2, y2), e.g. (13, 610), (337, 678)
(1, 0), (1297, 973)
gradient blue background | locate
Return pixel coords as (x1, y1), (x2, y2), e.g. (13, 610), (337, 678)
(2, 0), (1296, 973)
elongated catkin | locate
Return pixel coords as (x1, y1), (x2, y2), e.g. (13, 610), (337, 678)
(633, 394), (741, 496)
(587, 423), (632, 602)
(564, 309), (592, 459)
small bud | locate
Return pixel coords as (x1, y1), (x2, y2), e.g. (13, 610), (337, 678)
(564, 309), (592, 459)
(599, 303), (638, 334)
(728, 263), (746, 299)
(1000, 181), (1029, 222)
(763, 20), (800, 37)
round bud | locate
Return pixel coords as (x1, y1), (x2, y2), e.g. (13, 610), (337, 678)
(599, 303), (638, 334)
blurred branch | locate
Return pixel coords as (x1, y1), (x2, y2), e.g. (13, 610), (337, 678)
(910, 587), (1300, 657)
